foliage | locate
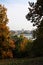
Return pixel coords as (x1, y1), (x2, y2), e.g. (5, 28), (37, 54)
(26, 0), (43, 26)
(26, 0), (43, 57)
(0, 5), (15, 59)
(26, 0), (43, 39)
(11, 34), (33, 58)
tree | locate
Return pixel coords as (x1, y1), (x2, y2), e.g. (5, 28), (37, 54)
(26, 0), (43, 39)
(26, 0), (43, 57)
(26, 0), (43, 26)
(0, 5), (15, 58)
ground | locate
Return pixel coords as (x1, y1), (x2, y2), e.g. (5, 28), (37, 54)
(0, 57), (43, 65)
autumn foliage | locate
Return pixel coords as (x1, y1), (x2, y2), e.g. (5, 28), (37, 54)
(0, 5), (15, 59)
(1, 2), (43, 58)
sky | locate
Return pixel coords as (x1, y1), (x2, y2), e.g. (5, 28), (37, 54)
(0, 0), (36, 31)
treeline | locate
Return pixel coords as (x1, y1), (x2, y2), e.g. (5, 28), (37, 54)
(0, 33), (43, 58)
(11, 34), (33, 58)
(10, 34), (43, 58)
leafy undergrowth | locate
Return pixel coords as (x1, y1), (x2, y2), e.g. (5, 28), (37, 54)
(0, 57), (43, 65)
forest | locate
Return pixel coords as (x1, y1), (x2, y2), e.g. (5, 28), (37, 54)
(0, 0), (43, 65)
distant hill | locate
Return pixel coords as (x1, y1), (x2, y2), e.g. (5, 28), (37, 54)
(10, 30), (33, 39)
(10, 30), (33, 35)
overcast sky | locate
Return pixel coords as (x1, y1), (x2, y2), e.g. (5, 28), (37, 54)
(0, 0), (36, 30)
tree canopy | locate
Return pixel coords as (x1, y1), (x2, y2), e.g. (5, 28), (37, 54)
(0, 4), (15, 58)
(26, 0), (43, 39)
(26, 0), (43, 26)
(26, 0), (43, 57)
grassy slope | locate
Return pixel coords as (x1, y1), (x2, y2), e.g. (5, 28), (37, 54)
(0, 57), (43, 65)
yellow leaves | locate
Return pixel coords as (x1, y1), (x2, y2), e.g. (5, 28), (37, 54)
(7, 50), (13, 58)
(2, 50), (13, 58)
(20, 37), (28, 51)
(0, 23), (5, 28)
(0, 23), (10, 40)
(2, 51), (7, 58)
(9, 40), (15, 49)
(2, 42), (6, 47)
(0, 5), (16, 58)
(20, 43), (25, 51)
(0, 23), (9, 31)
(0, 5), (8, 24)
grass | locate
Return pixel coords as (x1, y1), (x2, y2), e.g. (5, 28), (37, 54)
(0, 57), (43, 65)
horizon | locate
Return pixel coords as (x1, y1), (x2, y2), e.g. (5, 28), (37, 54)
(0, 0), (36, 31)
